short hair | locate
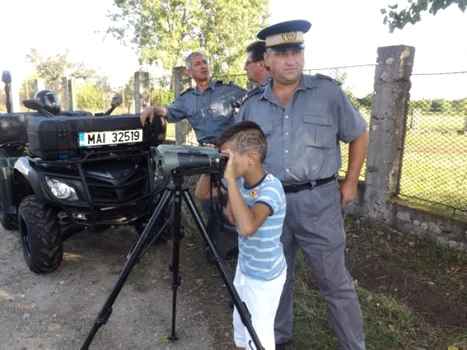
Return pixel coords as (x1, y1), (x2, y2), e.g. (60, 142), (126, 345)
(185, 52), (206, 69)
(246, 41), (267, 62)
(217, 121), (267, 162)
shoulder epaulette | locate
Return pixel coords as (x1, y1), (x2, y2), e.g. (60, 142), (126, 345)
(315, 73), (340, 85)
(216, 79), (247, 91)
(179, 87), (194, 96)
(240, 86), (263, 105)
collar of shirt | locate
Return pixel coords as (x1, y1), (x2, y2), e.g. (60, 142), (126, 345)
(260, 74), (319, 102)
(193, 79), (217, 95)
(261, 74), (271, 86)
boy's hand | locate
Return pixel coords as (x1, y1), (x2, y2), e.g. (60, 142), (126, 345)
(221, 149), (237, 182)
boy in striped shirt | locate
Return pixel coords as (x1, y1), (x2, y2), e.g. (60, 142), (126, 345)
(195, 121), (286, 350)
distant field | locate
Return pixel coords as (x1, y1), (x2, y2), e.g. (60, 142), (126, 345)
(341, 111), (467, 214)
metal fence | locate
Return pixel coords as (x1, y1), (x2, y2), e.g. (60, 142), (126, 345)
(400, 71), (467, 216)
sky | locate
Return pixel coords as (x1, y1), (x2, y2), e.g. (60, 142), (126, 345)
(0, 0), (466, 100)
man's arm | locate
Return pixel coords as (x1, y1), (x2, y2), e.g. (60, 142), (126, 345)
(225, 178), (270, 237)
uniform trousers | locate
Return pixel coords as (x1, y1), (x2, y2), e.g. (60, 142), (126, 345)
(274, 180), (366, 350)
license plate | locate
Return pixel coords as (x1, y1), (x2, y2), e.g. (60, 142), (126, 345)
(78, 129), (143, 147)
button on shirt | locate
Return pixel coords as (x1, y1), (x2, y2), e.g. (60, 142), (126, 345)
(166, 79), (246, 144)
(236, 74), (368, 184)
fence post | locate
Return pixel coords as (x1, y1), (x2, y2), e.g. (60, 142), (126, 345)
(61, 77), (69, 111)
(68, 78), (77, 111)
(364, 45), (416, 222)
(34, 79), (45, 95)
(134, 71), (150, 113)
(172, 67), (192, 145)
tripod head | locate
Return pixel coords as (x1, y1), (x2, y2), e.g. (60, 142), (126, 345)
(152, 144), (227, 177)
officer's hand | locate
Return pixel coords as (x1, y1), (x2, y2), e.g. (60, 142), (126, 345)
(140, 107), (155, 126)
(140, 106), (166, 126)
(339, 179), (357, 208)
(202, 143), (217, 148)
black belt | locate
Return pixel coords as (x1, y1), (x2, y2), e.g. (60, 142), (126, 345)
(282, 176), (336, 194)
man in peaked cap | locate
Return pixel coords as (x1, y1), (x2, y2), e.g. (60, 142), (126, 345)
(236, 20), (368, 349)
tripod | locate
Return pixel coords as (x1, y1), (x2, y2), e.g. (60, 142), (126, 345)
(81, 175), (264, 350)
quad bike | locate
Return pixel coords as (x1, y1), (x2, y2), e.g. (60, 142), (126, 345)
(0, 71), (170, 273)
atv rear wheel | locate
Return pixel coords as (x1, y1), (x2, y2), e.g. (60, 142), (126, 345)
(0, 193), (18, 230)
(18, 195), (63, 273)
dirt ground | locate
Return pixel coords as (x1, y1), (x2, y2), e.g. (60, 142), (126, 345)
(0, 223), (234, 350)
(2, 211), (466, 350)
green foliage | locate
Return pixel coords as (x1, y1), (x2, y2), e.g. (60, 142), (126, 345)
(431, 98), (452, 113)
(107, 0), (269, 76)
(382, 0), (467, 32)
(123, 76), (135, 113)
(151, 88), (174, 107)
(25, 49), (96, 92)
(77, 81), (104, 112)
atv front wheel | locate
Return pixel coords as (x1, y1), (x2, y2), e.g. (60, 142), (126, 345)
(18, 196), (63, 273)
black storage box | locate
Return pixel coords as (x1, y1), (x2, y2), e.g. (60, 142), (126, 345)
(0, 113), (36, 145)
(27, 114), (166, 160)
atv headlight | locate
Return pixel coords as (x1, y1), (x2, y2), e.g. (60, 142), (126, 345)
(45, 176), (79, 201)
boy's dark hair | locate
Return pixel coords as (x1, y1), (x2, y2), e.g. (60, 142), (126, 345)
(217, 121), (267, 162)
(246, 41), (270, 71)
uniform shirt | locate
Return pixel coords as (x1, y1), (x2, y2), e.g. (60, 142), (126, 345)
(166, 79), (246, 144)
(223, 173), (286, 281)
(236, 74), (368, 184)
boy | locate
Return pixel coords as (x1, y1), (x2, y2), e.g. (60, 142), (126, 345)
(195, 121), (286, 350)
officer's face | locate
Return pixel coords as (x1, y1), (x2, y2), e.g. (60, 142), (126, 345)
(244, 52), (264, 84)
(188, 55), (210, 82)
(265, 48), (304, 84)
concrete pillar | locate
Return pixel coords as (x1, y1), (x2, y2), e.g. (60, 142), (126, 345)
(172, 67), (193, 145)
(34, 78), (45, 95)
(68, 78), (77, 111)
(11, 81), (20, 112)
(61, 77), (69, 111)
(134, 71), (150, 113)
(364, 45), (416, 222)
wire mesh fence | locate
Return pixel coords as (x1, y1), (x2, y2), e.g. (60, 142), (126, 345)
(400, 71), (467, 216)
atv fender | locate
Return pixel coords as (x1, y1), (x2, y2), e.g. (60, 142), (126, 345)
(0, 149), (18, 215)
(14, 157), (44, 201)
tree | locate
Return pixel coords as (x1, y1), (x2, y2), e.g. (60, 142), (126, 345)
(382, 0), (467, 32)
(107, 0), (269, 79)
(25, 49), (96, 92)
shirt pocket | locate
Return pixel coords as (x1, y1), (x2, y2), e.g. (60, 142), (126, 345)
(302, 114), (335, 149)
(260, 123), (273, 137)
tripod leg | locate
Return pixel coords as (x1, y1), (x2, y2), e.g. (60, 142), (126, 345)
(81, 189), (174, 350)
(168, 185), (183, 341)
(182, 191), (264, 350)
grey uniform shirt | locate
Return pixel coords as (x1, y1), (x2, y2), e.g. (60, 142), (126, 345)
(166, 79), (246, 144)
(236, 74), (367, 184)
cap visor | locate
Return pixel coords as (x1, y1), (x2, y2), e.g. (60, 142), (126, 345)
(268, 43), (305, 51)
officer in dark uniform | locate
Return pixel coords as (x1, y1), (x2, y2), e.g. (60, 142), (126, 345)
(140, 52), (246, 260)
(140, 51), (246, 145)
(236, 20), (368, 350)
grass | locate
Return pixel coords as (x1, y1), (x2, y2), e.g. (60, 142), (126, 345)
(287, 217), (467, 350)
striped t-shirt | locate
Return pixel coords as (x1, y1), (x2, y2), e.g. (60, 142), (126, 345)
(224, 173), (286, 281)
